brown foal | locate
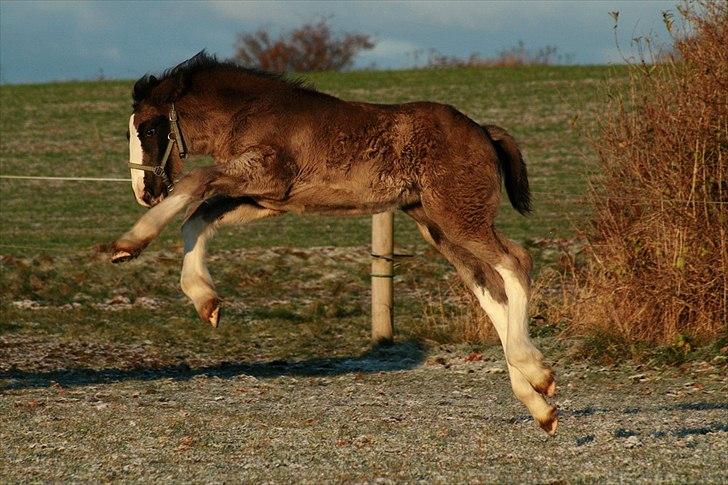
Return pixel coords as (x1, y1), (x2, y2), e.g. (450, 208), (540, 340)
(112, 52), (557, 434)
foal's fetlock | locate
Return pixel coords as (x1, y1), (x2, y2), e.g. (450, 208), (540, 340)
(536, 367), (556, 397)
(180, 275), (220, 327)
(519, 362), (556, 398)
(509, 349), (556, 397)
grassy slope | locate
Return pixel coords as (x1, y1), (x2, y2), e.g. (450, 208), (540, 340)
(0, 65), (624, 353)
(0, 66), (622, 256)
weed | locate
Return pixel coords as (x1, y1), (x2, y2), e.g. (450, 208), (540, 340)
(561, 2), (727, 345)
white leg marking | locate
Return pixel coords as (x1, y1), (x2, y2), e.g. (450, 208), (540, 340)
(128, 114), (149, 207)
(118, 192), (192, 247)
(180, 216), (217, 308)
(471, 282), (555, 431)
(179, 203), (280, 323)
(472, 283), (509, 351)
(494, 264), (553, 394)
(494, 265), (541, 364)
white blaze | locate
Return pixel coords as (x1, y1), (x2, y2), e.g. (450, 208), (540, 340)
(128, 114), (149, 207)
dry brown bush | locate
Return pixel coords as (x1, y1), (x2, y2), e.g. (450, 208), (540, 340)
(234, 19), (374, 73)
(562, 2), (727, 348)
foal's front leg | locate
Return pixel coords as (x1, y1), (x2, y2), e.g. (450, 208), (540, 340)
(180, 196), (280, 326)
(111, 167), (217, 263)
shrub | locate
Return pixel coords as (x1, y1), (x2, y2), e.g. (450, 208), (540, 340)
(563, 2), (727, 347)
(234, 19), (375, 72)
(424, 41), (568, 68)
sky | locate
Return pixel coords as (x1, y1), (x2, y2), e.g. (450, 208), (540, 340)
(0, 0), (678, 84)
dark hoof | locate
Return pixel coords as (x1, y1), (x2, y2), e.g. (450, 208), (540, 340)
(199, 298), (220, 328)
(110, 239), (148, 264)
(111, 250), (137, 264)
(537, 406), (558, 436)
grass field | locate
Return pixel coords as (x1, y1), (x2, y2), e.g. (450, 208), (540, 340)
(0, 66), (618, 254)
(0, 65), (621, 353)
(3, 66), (726, 481)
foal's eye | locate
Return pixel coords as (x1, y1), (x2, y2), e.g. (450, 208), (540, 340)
(144, 128), (156, 137)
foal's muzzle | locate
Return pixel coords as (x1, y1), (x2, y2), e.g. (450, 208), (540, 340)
(142, 189), (167, 207)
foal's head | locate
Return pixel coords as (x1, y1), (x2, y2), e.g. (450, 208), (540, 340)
(127, 72), (189, 207)
(125, 50), (298, 207)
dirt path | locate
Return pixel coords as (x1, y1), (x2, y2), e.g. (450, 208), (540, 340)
(2, 340), (726, 483)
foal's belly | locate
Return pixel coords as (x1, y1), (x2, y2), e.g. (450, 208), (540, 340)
(257, 183), (411, 216)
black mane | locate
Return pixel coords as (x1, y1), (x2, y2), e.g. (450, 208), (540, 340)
(132, 50), (312, 106)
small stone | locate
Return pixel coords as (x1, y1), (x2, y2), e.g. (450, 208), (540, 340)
(12, 300), (41, 310)
(353, 435), (372, 448)
(107, 295), (131, 305)
(624, 436), (641, 448)
(135, 296), (162, 309)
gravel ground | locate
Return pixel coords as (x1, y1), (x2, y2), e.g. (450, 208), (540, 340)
(2, 340), (726, 483)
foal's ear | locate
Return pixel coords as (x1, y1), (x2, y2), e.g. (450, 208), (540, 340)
(152, 73), (188, 104)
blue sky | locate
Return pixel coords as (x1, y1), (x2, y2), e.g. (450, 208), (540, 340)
(0, 0), (677, 84)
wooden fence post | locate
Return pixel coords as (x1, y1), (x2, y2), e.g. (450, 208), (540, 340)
(371, 211), (394, 343)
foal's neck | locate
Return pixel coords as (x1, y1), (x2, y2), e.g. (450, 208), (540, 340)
(175, 94), (235, 160)
(174, 73), (300, 160)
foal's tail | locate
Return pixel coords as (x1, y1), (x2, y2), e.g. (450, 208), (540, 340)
(482, 124), (532, 215)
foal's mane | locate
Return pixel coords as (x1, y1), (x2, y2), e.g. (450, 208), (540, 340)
(132, 50), (315, 107)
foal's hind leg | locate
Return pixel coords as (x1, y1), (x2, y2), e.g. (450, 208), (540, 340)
(406, 206), (557, 434)
(180, 196), (281, 326)
(466, 242), (557, 434)
(111, 167), (218, 262)
(464, 237), (556, 397)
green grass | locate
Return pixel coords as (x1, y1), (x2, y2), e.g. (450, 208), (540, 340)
(0, 65), (627, 353)
(0, 65), (625, 257)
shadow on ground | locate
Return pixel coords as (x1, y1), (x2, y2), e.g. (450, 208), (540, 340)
(0, 341), (426, 391)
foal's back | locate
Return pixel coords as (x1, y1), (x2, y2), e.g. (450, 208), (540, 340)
(275, 96), (499, 215)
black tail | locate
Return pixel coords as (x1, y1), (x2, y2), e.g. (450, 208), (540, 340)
(482, 124), (532, 215)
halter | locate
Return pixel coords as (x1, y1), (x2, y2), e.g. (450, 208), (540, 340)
(127, 103), (187, 192)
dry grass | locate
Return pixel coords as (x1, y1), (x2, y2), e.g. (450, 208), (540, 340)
(414, 278), (497, 345)
(560, 2), (728, 348)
